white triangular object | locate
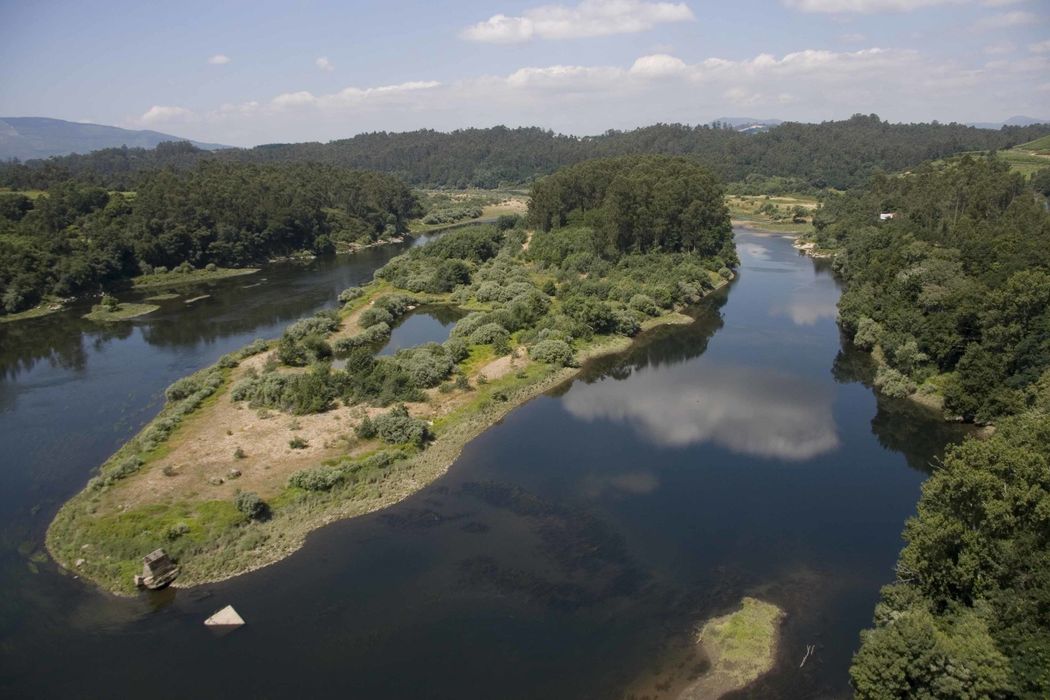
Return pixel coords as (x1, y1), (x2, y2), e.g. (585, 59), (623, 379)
(204, 605), (245, 627)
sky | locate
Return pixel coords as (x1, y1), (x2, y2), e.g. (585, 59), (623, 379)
(1, 0), (1048, 146)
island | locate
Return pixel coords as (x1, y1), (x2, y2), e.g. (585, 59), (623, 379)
(46, 155), (739, 594)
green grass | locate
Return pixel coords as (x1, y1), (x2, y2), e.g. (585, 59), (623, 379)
(1017, 134), (1050, 153)
(0, 303), (65, 324)
(132, 267), (259, 290)
(699, 597), (784, 685)
(83, 303), (159, 322)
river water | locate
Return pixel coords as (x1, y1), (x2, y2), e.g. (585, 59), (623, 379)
(0, 230), (966, 698)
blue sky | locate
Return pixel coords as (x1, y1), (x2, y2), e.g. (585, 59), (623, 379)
(1, 0), (1048, 146)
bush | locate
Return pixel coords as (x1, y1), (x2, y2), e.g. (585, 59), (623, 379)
(359, 306), (394, 328)
(289, 436), (309, 449)
(338, 286), (364, 304)
(289, 466), (344, 491)
(205, 262), (218, 272)
(356, 414), (377, 439)
(395, 343), (454, 388)
(628, 294), (659, 316)
(853, 317), (883, 351)
(235, 491), (268, 520)
(874, 366), (916, 398)
(529, 339), (575, 366)
(469, 322), (510, 346)
(373, 405), (429, 446)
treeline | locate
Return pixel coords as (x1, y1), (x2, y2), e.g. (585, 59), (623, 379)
(819, 157), (1050, 697)
(0, 161), (419, 314)
(5, 116), (1048, 191)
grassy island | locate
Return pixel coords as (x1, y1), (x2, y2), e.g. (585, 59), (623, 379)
(83, 301), (159, 322)
(623, 597), (785, 700)
(132, 266), (259, 290)
(47, 155), (738, 594)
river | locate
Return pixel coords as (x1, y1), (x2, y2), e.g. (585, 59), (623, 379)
(0, 230), (967, 698)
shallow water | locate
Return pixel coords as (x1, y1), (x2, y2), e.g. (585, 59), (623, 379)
(0, 231), (967, 698)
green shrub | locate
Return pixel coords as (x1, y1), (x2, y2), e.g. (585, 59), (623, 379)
(234, 492), (267, 520)
(529, 339), (575, 366)
(469, 322), (510, 346)
(288, 436), (309, 449)
(373, 405), (429, 446)
(874, 366), (916, 398)
(338, 286), (364, 304)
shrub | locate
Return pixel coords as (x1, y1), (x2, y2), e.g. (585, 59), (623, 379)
(338, 286), (364, 304)
(359, 306), (394, 328)
(289, 436), (309, 449)
(853, 317), (884, 351)
(628, 294), (659, 316)
(529, 339), (575, 366)
(874, 366), (916, 398)
(469, 323), (510, 346)
(289, 466), (344, 491)
(356, 414), (377, 439)
(205, 262), (218, 272)
(395, 343), (454, 388)
(373, 405), (430, 446)
(235, 491), (267, 520)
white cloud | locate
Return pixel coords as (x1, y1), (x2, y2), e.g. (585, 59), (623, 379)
(207, 54), (230, 65)
(784, 0), (961, 13)
(839, 32), (867, 43)
(629, 53), (688, 77)
(129, 46), (1045, 146)
(461, 0), (694, 43)
(1030, 39), (1050, 53)
(139, 105), (194, 124)
(315, 57), (334, 72)
(973, 10), (1037, 29)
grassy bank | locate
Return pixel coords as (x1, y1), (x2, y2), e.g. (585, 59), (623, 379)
(0, 302), (66, 324)
(727, 194), (818, 234)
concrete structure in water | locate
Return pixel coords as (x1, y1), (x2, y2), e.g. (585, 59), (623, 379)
(133, 549), (179, 589)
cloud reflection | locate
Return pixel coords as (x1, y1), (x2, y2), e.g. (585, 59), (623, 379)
(563, 362), (840, 461)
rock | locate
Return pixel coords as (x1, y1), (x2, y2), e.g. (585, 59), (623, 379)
(227, 469), (241, 479)
(209, 476), (224, 486)
(204, 605), (245, 628)
(75, 558), (85, 568)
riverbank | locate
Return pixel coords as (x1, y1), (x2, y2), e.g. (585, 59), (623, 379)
(47, 266), (729, 595)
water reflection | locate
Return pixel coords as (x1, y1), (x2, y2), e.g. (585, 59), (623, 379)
(564, 361), (839, 460)
(770, 288), (839, 326)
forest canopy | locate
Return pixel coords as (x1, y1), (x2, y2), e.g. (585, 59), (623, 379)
(527, 155), (733, 259)
(0, 161), (420, 314)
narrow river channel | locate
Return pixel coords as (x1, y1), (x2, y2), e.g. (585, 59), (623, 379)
(0, 230), (967, 698)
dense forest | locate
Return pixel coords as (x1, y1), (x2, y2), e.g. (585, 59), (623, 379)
(4, 115), (1048, 191)
(814, 157), (1050, 697)
(0, 161), (419, 315)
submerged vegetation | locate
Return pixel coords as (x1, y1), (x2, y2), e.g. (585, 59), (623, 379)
(46, 154), (735, 594)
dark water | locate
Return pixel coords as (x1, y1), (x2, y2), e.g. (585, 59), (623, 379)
(0, 231), (967, 698)
(378, 306), (465, 356)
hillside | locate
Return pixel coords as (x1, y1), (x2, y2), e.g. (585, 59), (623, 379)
(0, 117), (228, 161)
(4, 115), (1049, 192)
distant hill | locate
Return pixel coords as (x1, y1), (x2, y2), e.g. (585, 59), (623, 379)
(968, 116), (1048, 130)
(0, 117), (229, 161)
